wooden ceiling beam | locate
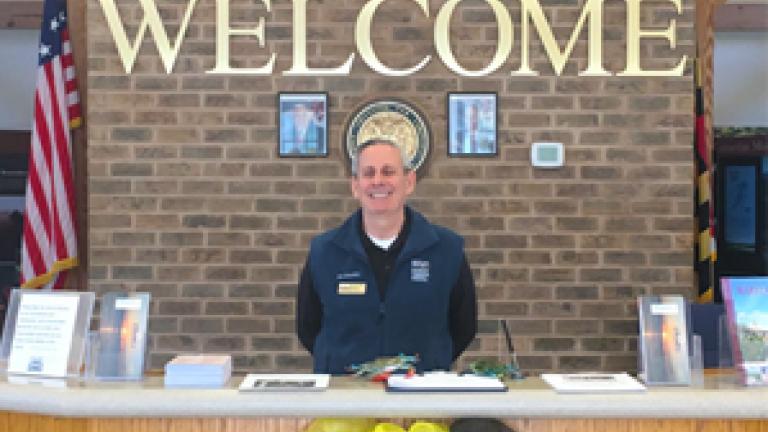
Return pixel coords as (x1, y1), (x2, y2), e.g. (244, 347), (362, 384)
(715, 4), (768, 31)
(0, 0), (43, 29)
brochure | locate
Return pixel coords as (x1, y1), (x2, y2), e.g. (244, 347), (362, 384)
(721, 277), (768, 386)
(637, 295), (691, 385)
(541, 372), (646, 393)
(94, 292), (150, 380)
(164, 355), (232, 388)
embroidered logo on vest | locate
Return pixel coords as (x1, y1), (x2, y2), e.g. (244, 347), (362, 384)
(411, 259), (430, 282)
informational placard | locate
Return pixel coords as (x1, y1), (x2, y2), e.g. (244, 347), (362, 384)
(7, 294), (79, 376)
(239, 374), (329, 392)
(0, 289), (94, 378)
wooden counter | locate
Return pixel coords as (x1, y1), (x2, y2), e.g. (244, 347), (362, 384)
(0, 374), (766, 431)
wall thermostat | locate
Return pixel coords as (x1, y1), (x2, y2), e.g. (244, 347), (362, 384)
(531, 142), (564, 168)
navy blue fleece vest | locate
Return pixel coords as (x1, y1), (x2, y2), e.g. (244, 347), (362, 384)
(308, 208), (464, 374)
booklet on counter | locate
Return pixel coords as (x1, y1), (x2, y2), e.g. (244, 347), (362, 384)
(239, 374), (330, 392)
(386, 372), (507, 392)
(541, 372), (646, 393)
(164, 355), (232, 388)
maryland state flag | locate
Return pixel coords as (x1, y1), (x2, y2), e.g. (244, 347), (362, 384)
(693, 59), (717, 303)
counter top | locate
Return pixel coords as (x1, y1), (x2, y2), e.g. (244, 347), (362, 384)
(0, 374), (766, 419)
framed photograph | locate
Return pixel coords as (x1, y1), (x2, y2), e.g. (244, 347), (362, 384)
(447, 93), (497, 157)
(278, 93), (328, 157)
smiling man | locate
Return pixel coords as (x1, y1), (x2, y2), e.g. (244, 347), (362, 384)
(296, 139), (477, 374)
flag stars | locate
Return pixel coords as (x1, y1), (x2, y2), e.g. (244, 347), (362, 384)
(50, 17), (59, 31)
(39, 44), (51, 58)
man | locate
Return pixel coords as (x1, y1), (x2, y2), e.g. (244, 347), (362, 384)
(280, 102), (323, 154)
(296, 139), (477, 374)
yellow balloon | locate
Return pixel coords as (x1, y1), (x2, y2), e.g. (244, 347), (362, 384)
(408, 421), (449, 432)
(373, 422), (406, 432)
(305, 418), (377, 432)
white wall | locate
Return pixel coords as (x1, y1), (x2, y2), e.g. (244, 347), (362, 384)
(0, 29), (40, 130)
(714, 31), (768, 127)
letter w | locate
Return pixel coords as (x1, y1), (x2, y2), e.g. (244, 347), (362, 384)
(97, 0), (199, 73)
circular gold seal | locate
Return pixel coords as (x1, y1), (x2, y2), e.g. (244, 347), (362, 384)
(345, 100), (430, 171)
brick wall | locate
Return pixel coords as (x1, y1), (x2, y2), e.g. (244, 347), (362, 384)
(87, 0), (696, 373)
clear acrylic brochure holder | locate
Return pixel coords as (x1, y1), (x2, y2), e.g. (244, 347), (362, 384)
(87, 292), (151, 381)
(0, 288), (94, 378)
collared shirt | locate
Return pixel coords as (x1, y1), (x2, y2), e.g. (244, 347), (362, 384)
(359, 210), (410, 300)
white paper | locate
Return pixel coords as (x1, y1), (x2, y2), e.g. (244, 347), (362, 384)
(6, 375), (68, 388)
(650, 303), (679, 315)
(239, 374), (329, 392)
(541, 373), (646, 393)
(114, 298), (143, 310)
(8, 294), (80, 377)
(387, 372), (506, 391)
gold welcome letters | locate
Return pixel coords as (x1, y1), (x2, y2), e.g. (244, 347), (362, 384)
(97, 0), (686, 77)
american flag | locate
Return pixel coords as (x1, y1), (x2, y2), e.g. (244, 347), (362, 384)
(20, 0), (81, 289)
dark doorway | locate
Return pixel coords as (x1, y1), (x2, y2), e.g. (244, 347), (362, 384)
(0, 130), (28, 331)
(714, 132), (768, 300)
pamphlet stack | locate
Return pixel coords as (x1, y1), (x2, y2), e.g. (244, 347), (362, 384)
(164, 355), (232, 388)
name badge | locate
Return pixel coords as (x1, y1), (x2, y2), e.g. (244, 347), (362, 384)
(411, 259), (429, 282)
(338, 283), (366, 295)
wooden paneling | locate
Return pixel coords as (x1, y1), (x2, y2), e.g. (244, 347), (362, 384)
(1, 413), (767, 432)
(64, 0), (88, 291)
(715, 4), (768, 31)
(696, 0), (716, 172)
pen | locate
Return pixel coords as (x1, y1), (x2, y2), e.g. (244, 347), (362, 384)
(500, 320), (518, 366)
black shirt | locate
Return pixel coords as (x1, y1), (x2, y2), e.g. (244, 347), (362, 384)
(296, 213), (477, 361)
(360, 210), (410, 299)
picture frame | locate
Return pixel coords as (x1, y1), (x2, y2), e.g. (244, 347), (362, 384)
(447, 92), (497, 157)
(278, 92), (328, 157)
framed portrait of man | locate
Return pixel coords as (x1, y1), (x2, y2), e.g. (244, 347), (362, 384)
(447, 93), (497, 157)
(278, 93), (328, 157)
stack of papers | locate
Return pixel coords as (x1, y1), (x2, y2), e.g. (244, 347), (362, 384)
(239, 374), (330, 392)
(164, 355), (232, 388)
(541, 372), (646, 393)
(386, 372), (507, 392)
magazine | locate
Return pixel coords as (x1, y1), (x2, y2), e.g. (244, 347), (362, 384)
(722, 277), (768, 386)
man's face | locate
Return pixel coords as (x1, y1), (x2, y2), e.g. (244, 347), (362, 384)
(351, 144), (415, 216)
(293, 104), (312, 127)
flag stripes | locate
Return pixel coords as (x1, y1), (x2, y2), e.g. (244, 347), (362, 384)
(61, 27), (81, 128)
(21, 0), (80, 289)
